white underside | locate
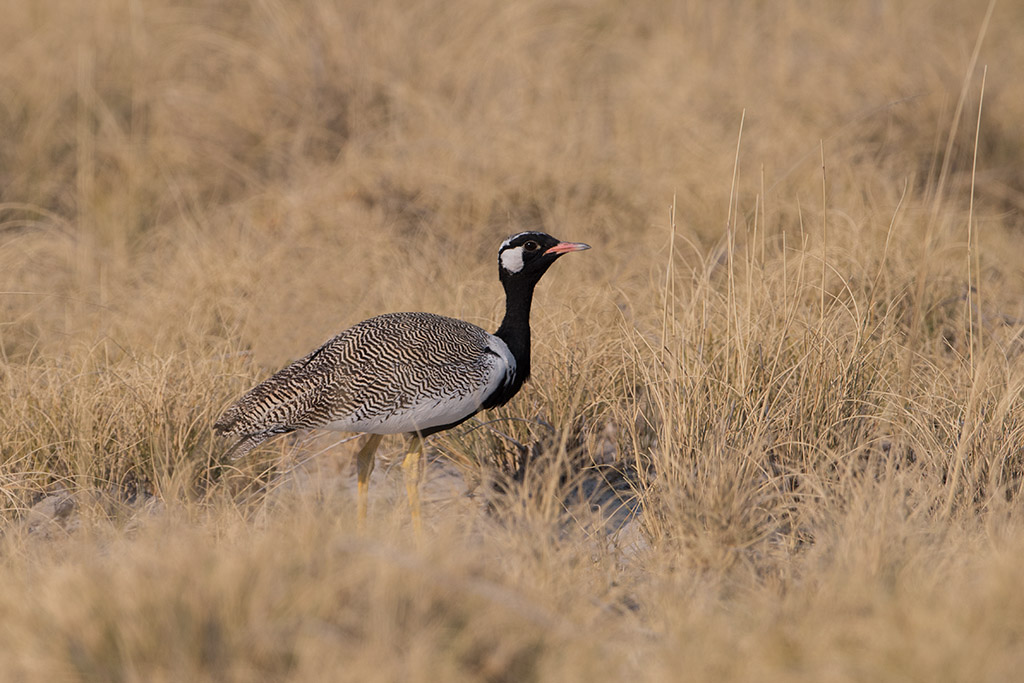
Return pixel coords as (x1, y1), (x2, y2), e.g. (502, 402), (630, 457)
(322, 335), (516, 435)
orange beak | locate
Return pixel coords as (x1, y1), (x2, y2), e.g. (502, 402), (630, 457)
(544, 241), (591, 255)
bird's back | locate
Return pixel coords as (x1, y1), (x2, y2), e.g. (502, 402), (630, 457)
(214, 312), (514, 440)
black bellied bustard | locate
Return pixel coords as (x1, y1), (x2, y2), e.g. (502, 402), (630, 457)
(214, 231), (590, 533)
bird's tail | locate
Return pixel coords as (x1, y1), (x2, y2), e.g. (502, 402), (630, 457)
(222, 433), (266, 461)
(216, 426), (297, 461)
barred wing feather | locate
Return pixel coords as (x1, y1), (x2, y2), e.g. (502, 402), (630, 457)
(213, 312), (515, 439)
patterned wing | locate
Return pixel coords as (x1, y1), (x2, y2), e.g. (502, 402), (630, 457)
(213, 312), (515, 439)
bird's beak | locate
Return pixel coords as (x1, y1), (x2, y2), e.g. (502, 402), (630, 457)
(545, 241), (591, 255)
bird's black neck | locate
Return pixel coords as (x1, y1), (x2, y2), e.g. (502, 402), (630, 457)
(491, 276), (539, 402)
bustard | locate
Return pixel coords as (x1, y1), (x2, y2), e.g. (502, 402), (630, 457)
(214, 231), (589, 533)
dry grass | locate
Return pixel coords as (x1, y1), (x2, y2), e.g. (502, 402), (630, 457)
(3, 0), (1024, 680)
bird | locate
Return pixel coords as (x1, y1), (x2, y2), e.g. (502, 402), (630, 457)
(213, 231), (590, 534)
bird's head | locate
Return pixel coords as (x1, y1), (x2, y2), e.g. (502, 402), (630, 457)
(497, 231), (590, 286)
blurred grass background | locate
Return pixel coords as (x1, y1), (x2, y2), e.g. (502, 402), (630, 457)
(2, 0), (1024, 680)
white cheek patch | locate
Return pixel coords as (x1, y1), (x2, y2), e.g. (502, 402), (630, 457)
(500, 246), (525, 273)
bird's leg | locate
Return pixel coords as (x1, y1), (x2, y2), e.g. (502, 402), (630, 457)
(355, 433), (383, 531)
(402, 434), (425, 539)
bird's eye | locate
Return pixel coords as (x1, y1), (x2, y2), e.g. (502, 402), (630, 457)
(523, 240), (540, 252)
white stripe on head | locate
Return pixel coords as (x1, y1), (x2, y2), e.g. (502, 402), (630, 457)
(500, 231), (544, 251)
(500, 246), (525, 273)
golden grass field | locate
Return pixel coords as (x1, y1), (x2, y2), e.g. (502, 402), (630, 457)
(3, 0), (1024, 679)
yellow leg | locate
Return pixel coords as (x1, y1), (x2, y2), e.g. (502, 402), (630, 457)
(402, 435), (425, 539)
(355, 433), (383, 531)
